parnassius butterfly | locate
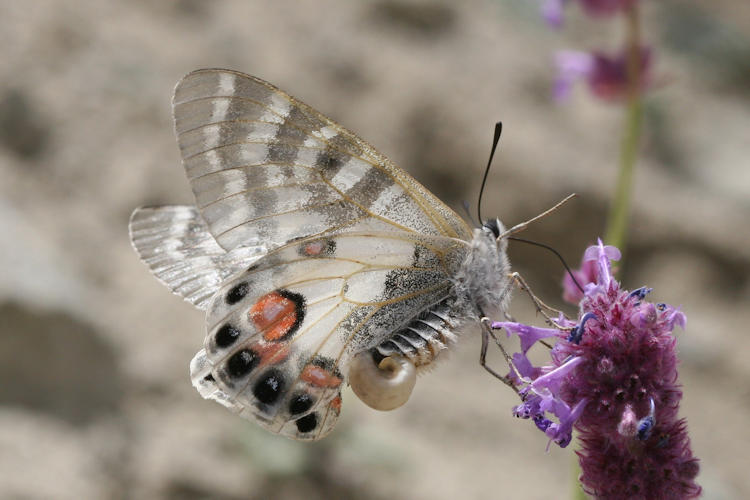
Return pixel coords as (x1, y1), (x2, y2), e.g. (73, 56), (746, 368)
(129, 69), (512, 441)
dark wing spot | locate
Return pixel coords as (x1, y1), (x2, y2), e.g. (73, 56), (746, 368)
(289, 393), (315, 415)
(275, 289), (306, 340)
(253, 369), (286, 405)
(295, 412), (318, 433)
(215, 324), (241, 348)
(226, 282), (249, 305)
(326, 239), (337, 254)
(413, 244), (423, 265)
(310, 355), (342, 380)
(226, 349), (259, 378)
(296, 238), (337, 258)
(316, 146), (347, 173)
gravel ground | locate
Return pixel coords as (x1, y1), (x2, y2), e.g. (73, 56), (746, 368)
(1, 1), (749, 498)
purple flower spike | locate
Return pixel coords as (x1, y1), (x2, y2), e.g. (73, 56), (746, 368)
(562, 239), (621, 303)
(545, 398), (588, 448)
(617, 404), (638, 437)
(578, 0), (635, 17)
(567, 311), (597, 344)
(553, 50), (594, 102)
(492, 321), (559, 353)
(636, 399), (657, 441)
(541, 0), (566, 27)
(539, 0), (634, 26)
(666, 307), (687, 330)
(511, 352), (542, 381)
(531, 355), (584, 394)
(502, 240), (700, 498)
(628, 286), (652, 301)
(554, 47), (653, 102)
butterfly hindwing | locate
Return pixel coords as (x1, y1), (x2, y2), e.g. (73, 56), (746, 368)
(188, 231), (468, 440)
(128, 206), (265, 309)
(172, 68), (472, 252)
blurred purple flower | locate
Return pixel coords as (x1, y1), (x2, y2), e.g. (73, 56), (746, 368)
(542, 0), (637, 26)
(494, 240), (700, 499)
(541, 0), (567, 27)
(554, 47), (652, 101)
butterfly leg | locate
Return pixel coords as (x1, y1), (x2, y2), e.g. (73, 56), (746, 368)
(508, 272), (572, 331)
(479, 316), (520, 394)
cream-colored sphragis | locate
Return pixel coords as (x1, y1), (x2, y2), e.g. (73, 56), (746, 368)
(349, 353), (417, 411)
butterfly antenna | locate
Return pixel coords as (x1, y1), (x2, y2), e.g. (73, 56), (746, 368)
(477, 121), (503, 224)
(508, 236), (585, 294)
(497, 193), (577, 240)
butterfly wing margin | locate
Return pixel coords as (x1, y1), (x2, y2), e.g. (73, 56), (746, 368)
(190, 231), (469, 440)
(129, 206), (265, 309)
(172, 68), (473, 252)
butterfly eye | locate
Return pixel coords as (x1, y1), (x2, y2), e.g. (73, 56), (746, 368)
(482, 219), (501, 238)
(349, 353), (417, 411)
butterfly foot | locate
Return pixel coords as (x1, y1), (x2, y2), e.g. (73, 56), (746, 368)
(349, 352), (417, 411)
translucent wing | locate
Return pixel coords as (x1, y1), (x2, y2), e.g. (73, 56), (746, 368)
(129, 206), (264, 309)
(188, 231), (469, 440)
(172, 68), (472, 252)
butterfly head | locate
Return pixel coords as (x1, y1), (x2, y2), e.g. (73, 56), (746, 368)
(455, 218), (512, 319)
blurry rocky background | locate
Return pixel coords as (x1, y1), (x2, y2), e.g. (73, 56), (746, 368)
(1, 0), (748, 498)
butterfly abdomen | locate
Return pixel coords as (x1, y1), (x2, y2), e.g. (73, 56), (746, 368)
(372, 300), (461, 369)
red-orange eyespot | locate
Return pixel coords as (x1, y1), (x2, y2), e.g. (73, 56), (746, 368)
(300, 365), (342, 388)
(252, 341), (289, 366)
(248, 290), (305, 342)
(297, 239), (335, 258)
(329, 395), (342, 414)
(303, 241), (325, 256)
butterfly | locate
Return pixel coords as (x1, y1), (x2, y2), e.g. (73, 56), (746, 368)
(129, 68), (513, 441)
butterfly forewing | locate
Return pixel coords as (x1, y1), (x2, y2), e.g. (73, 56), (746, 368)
(172, 69), (472, 252)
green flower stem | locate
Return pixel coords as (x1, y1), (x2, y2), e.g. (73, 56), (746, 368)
(604, 3), (643, 254)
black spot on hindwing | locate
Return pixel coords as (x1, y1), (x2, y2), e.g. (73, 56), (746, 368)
(289, 393), (315, 415)
(215, 324), (241, 348)
(253, 369), (286, 405)
(226, 349), (259, 378)
(295, 412), (318, 433)
(225, 282), (249, 305)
